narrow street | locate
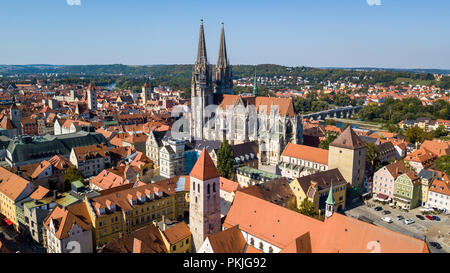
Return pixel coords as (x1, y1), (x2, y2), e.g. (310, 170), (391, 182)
(0, 223), (46, 253)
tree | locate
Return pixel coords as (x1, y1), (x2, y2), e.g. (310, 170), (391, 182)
(297, 198), (317, 218)
(64, 166), (83, 191)
(319, 132), (339, 150)
(434, 125), (448, 138)
(405, 126), (433, 144)
(366, 142), (381, 173)
(217, 140), (234, 179)
(434, 155), (450, 175)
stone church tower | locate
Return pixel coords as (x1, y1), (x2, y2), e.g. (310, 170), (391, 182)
(213, 22), (233, 95)
(141, 82), (151, 105)
(189, 149), (221, 252)
(10, 98), (21, 135)
(190, 19), (214, 140)
(87, 83), (97, 111)
(328, 126), (366, 196)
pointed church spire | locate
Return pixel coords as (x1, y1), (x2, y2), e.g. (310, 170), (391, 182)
(325, 182), (335, 218)
(326, 183), (335, 205)
(217, 22), (228, 67)
(196, 18), (208, 65)
(253, 68), (258, 97)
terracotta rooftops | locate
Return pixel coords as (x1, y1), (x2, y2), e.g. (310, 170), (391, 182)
(207, 225), (247, 253)
(330, 126), (366, 150)
(29, 186), (50, 200)
(224, 191), (429, 253)
(189, 149), (220, 181)
(43, 203), (92, 240)
(429, 179), (450, 196)
(220, 177), (240, 193)
(162, 222), (191, 245)
(282, 143), (329, 165)
(0, 166), (33, 201)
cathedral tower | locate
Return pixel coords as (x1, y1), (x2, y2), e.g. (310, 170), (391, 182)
(191, 19), (214, 140)
(189, 150), (221, 252)
(213, 22), (233, 95)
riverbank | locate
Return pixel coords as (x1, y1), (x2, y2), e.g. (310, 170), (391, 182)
(329, 118), (384, 130)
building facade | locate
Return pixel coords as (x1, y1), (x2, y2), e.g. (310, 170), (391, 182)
(187, 20), (302, 167)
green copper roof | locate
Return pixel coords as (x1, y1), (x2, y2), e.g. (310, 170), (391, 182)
(253, 69), (258, 97)
(326, 183), (335, 205)
(55, 193), (80, 207)
(72, 180), (85, 189)
(7, 131), (111, 164)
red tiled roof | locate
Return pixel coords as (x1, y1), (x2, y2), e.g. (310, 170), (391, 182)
(189, 150), (220, 181)
(282, 143), (329, 165)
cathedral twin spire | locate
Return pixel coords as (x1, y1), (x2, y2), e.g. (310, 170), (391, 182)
(193, 19), (233, 96)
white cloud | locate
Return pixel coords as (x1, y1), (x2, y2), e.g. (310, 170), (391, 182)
(67, 0), (81, 6)
(366, 0), (382, 6)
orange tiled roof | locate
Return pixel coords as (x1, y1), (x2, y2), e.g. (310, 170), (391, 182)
(189, 150), (220, 181)
(43, 203), (92, 240)
(281, 143), (329, 165)
(220, 177), (240, 193)
(29, 185), (50, 200)
(429, 179), (450, 196)
(0, 167), (33, 201)
(162, 222), (191, 245)
(224, 191), (429, 253)
(420, 140), (450, 157)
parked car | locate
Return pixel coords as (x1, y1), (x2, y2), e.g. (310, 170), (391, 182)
(396, 215), (404, 221)
(404, 218), (415, 225)
(430, 242), (442, 249)
(382, 210), (391, 215)
(381, 217), (393, 223)
(374, 206), (383, 211)
(433, 216), (441, 221)
(416, 215), (425, 220)
(425, 215), (434, 220)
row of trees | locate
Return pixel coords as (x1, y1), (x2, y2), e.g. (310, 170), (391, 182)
(358, 98), (450, 124)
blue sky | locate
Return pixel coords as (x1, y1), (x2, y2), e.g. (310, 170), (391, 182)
(1, 0), (449, 68)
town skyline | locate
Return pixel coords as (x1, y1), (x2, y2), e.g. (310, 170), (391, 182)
(1, 0), (449, 69)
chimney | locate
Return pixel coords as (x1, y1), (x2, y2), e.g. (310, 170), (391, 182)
(132, 238), (142, 253)
(53, 190), (58, 200)
(162, 215), (166, 231)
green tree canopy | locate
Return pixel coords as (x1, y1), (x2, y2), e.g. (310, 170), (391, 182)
(64, 166), (84, 191)
(405, 126), (434, 144)
(366, 142), (381, 172)
(217, 140), (234, 179)
(319, 132), (339, 150)
(434, 155), (450, 175)
(297, 198), (317, 218)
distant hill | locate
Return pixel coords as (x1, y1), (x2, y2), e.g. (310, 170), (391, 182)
(1, 64), (449, 90)
(1, 64), (449, 77)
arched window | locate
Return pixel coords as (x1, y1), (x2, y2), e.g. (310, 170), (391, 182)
(259, 242), (264, 251)
(197, 183), (200, 193)
(250, 238), (254, 246)
(269, 247), (273, 253)
(195, 197), (198, 203)
(193, 182), (195, 192)
(207, 184), (210, 194)
(213, 183), (216, 192)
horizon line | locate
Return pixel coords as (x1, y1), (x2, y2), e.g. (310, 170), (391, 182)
(1, 64), (449, 71)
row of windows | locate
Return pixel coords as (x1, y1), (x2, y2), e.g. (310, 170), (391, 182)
(192, 181), (217, 194)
